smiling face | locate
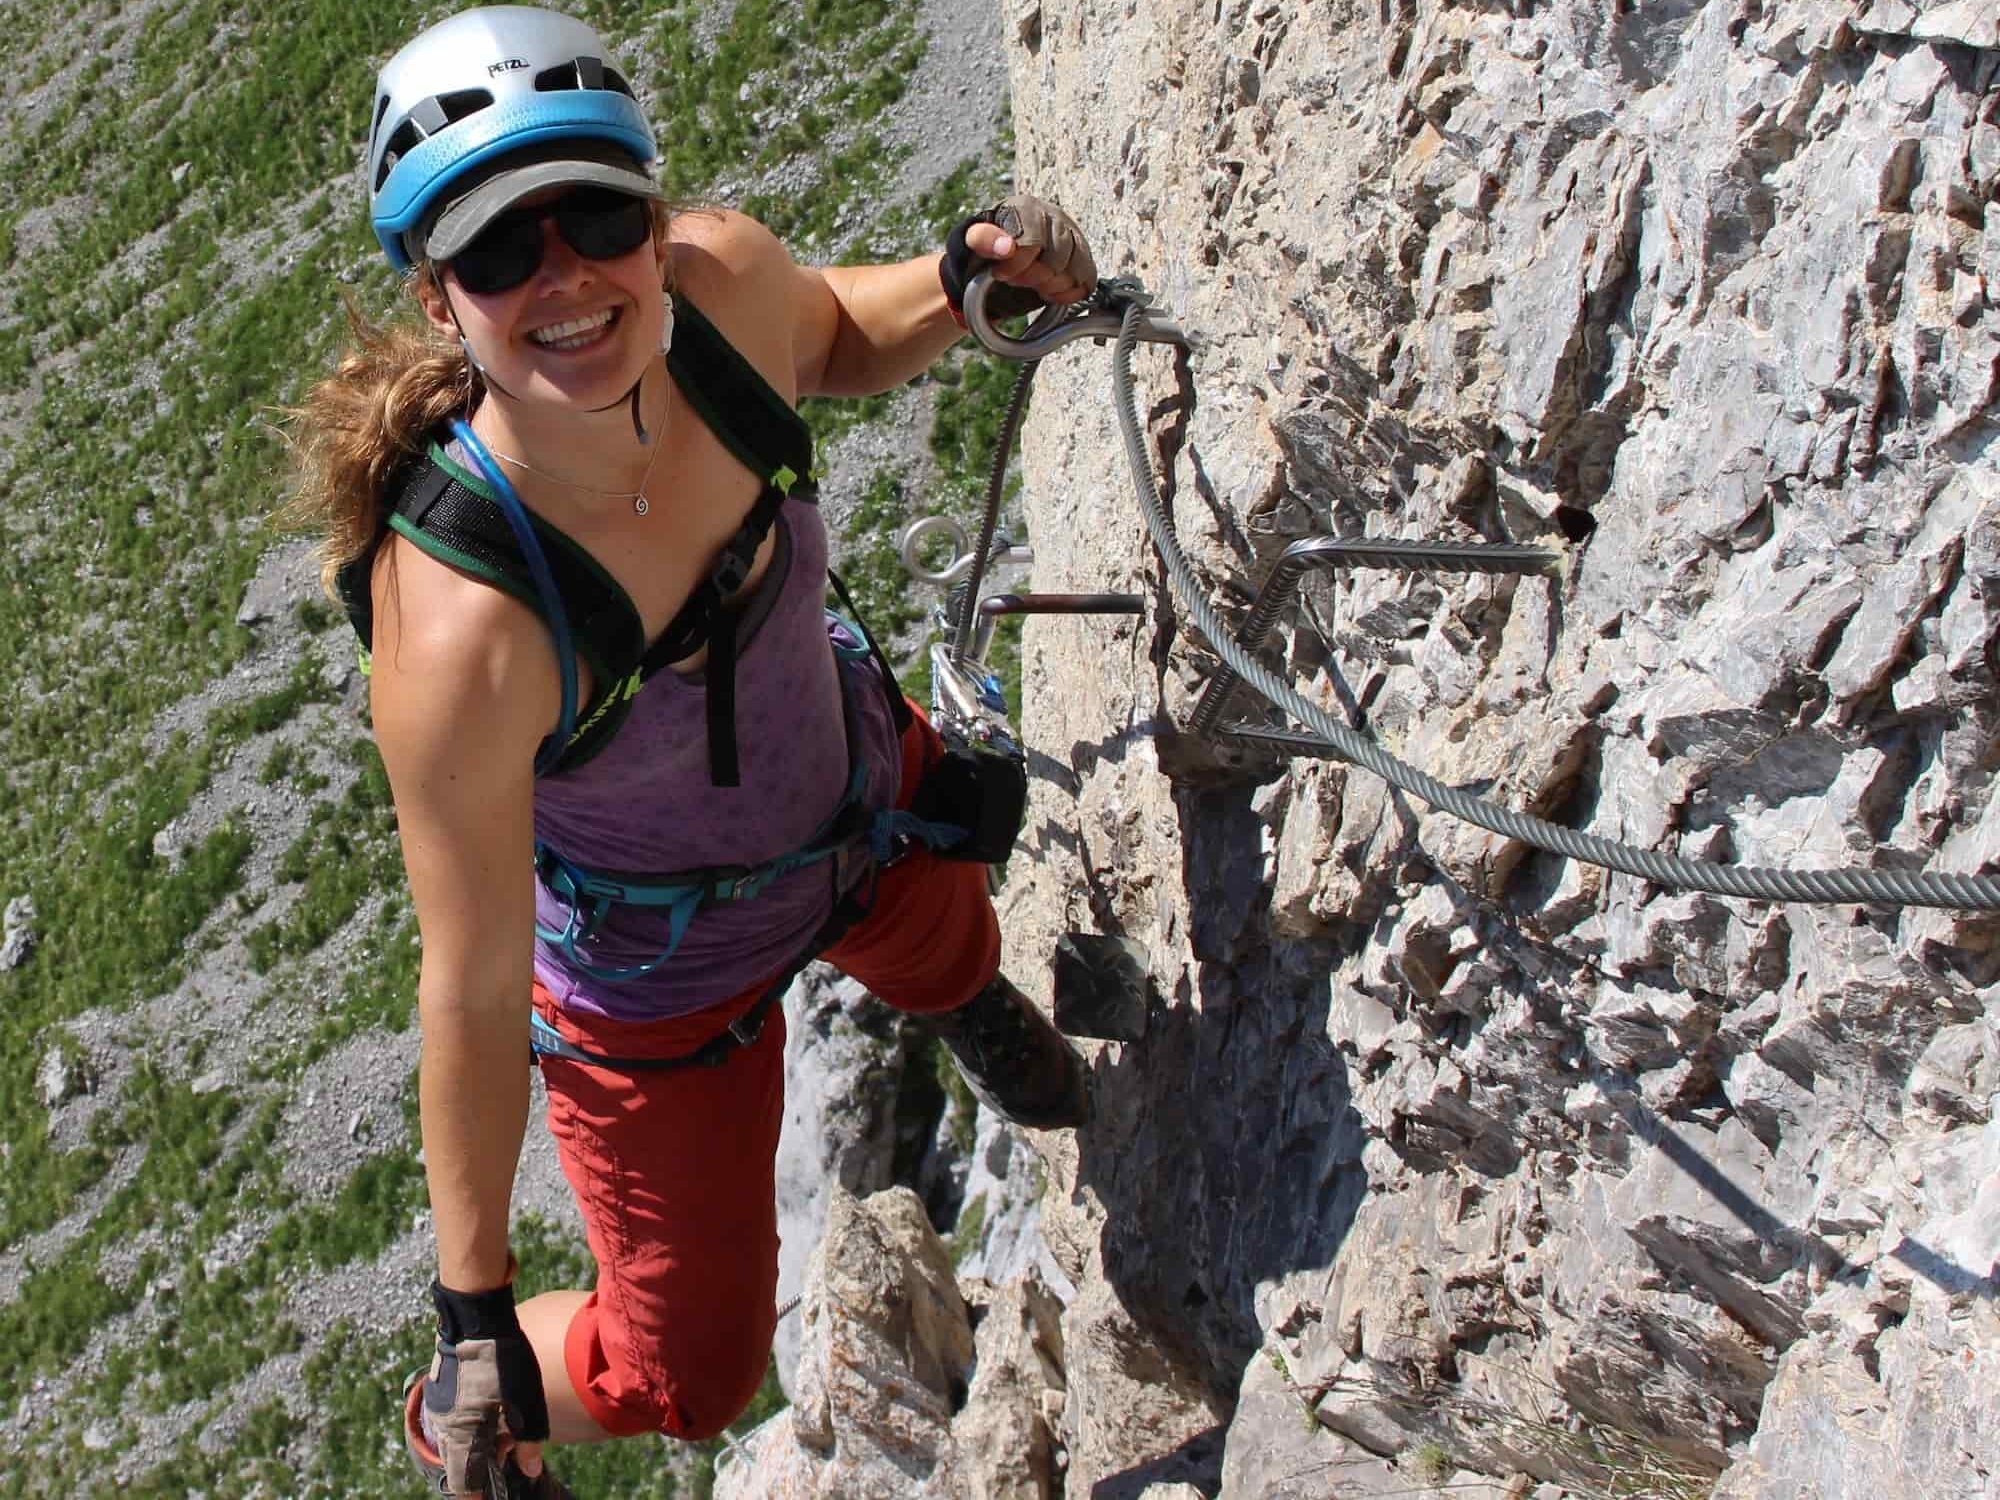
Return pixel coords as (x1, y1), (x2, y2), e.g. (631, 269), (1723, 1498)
(416, 187), (669, 413)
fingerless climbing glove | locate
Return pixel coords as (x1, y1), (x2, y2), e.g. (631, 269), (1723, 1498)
(939, 192), (1099, 323)
(425, 1275), (550, 1496)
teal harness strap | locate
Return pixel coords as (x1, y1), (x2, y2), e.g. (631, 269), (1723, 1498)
(533, 743), (867, 984)
(529, 948), (795, 1071)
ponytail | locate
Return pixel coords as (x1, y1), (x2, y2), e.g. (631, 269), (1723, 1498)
(280, 280), (472, 599)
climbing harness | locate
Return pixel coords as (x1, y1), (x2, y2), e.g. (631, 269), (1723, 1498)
(527, 849), (871, 1073)
(531, 624), (955, 985)
(914, 274), (2000, 912)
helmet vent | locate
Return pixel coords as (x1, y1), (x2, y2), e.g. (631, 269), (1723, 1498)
(436, 88), (495, 123)
(534, 56), (635, 100)
(372, 90), (495, 191)
(368, 92), (392, 160)
(375, 122), (422, 190)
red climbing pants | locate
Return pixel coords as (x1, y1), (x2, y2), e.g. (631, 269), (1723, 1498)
(529, 704), (1001, 1441)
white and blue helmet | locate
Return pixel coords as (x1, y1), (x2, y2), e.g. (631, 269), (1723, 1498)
(366, 6), (660, 270)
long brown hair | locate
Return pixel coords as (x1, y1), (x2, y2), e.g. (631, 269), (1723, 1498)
(280, 271), (470, 599)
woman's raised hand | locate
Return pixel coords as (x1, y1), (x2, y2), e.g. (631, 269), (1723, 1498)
(939, 193), (1099, 322)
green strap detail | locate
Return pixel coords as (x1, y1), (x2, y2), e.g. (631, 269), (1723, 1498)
(386, 465), (624, 752)
(386, 509), (539, 614)
(668, 299), (814, 490)
(429, 445), (640, 611)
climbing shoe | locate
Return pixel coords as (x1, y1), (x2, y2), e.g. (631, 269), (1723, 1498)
(403, 1372), (573, 1500)
(922, 974), (1091, 1130)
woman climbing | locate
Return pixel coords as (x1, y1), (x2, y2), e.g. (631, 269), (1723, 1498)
(287, 6), (1096, 1495)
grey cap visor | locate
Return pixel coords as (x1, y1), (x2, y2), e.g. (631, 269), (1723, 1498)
(415, 156), (664, 264)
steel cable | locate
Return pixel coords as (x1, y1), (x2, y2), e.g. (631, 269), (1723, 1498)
(1109, 304), (2000, 910)
(949, 361), (1039, 669)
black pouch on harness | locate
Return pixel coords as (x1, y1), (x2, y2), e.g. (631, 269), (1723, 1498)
(911, 731), (1029, 865)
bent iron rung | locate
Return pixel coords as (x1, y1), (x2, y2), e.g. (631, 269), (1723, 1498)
(1187, 536), (1560, 735)
(964, 590), (1145, 665)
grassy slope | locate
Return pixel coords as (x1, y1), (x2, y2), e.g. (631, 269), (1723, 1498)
(0, 0), (1016, 1491)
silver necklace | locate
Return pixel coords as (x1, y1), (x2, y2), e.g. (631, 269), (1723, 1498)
(487, 380), (671, 516)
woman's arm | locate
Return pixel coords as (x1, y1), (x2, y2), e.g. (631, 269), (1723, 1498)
(799, 252), (969, 397)
(799, 216), (1091, 397)
(670, 204), (1092, 400)
(368, 539), (558, 1293)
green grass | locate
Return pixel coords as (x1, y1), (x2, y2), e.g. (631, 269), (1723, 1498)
(947, 1190), (988, 1269)
(930, 349), (1031, 504)
(278, 904), (422, 1073)
(934, 1038), (980, 1154)
(0, 1065), (431, 1496)
(638, 0), (925, 245)
(1409, 1438), (1454, 1483)
(246, 737), (399, 973)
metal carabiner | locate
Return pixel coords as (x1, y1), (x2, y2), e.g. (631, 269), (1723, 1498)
(964, 273), (1192, 362)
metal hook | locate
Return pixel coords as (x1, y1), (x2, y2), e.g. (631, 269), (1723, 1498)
(964, 273), (1191, 362)
(901, 514), (1033, 589)
(900, 515), (978, 587)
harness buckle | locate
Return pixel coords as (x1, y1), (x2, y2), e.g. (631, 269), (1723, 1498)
(707, 868), (763, 902)
(726, 1006), (769, 1050)
(713, 528), (759, 595)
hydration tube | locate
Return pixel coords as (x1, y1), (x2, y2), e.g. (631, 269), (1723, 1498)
(448, 417), (579, 776)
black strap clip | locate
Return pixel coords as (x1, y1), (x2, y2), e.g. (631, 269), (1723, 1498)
(726, 1002), (771, 1051)
(712, 525), (762, 596)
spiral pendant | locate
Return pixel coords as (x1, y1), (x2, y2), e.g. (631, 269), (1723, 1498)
(634, 495), (650, 516)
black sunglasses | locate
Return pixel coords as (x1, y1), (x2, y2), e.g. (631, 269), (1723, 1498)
(447, 187), (654, 296)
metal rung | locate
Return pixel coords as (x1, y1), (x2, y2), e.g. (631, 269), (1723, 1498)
(979, 592), (1145, 615)
(1188, 537), (1560, 733)
(966, 591), (1144, 663)
(1217, 724), (1343, 757)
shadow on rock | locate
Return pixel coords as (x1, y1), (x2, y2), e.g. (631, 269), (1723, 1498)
(1065, 778), (1370, 1475)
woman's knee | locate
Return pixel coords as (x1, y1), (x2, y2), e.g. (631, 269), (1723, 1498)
(659, 1339), (770, 1441)
(570, 1289), (775, 1441)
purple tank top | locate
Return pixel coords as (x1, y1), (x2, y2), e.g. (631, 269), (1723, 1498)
(526, 495), (904, 1022)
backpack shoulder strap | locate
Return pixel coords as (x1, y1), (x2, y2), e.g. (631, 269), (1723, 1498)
(342, 446), (650, 774)
(668, 298), (815, 500)
(649, 298), (823, 787)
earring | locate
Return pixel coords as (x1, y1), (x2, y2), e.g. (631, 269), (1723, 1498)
(660, 289), (676, 357)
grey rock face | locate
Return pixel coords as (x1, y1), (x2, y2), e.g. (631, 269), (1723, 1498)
(34, 1041), (92, 1109)
(2, 894), (37, 969)
(772, 967), (906, 1397)
(720, 1188), (1081, 1499)
(716, 1186), (975, 1498)
(951, 1106), (1055, 1288)
(992, 1), (2000, 1495)
(954, 1271), (1069, 1499)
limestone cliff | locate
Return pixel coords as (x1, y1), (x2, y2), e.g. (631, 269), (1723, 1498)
(748, 2), (2000, 1496)
(998, 0), (1997, 1493)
